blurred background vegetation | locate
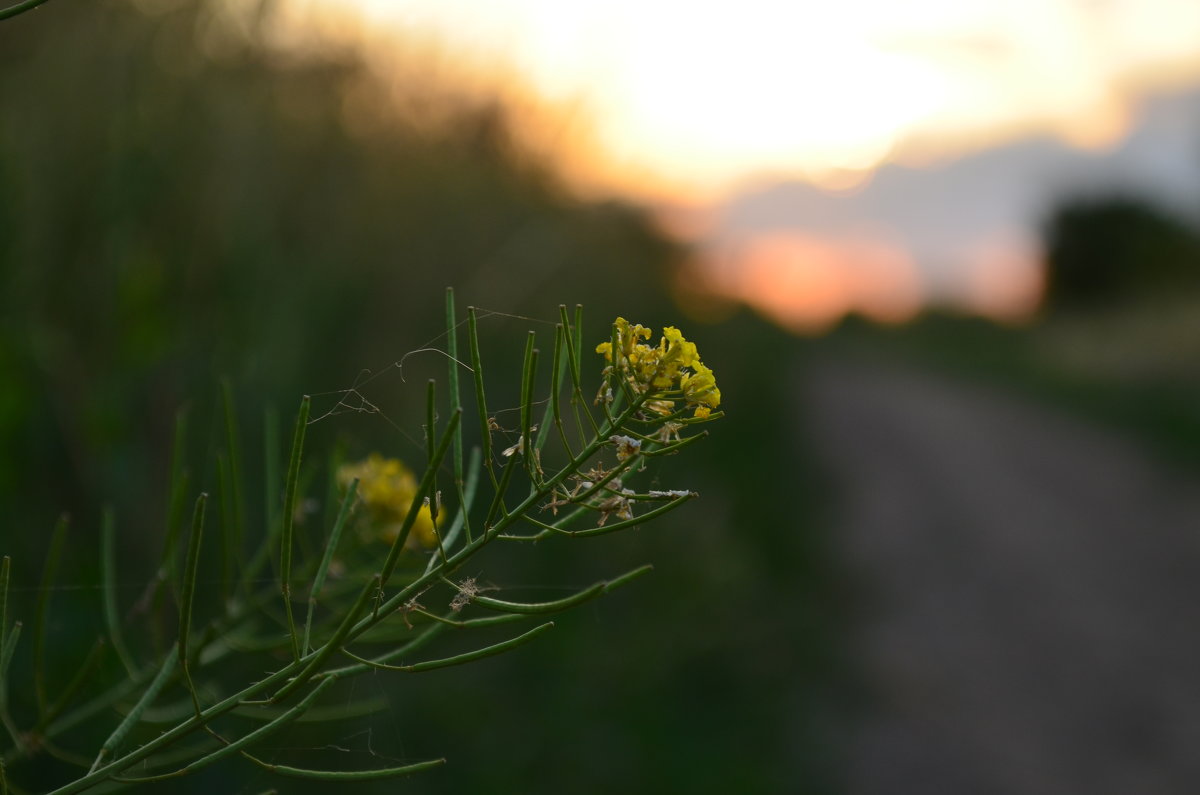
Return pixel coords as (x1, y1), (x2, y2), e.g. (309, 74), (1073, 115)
(0, 2), (831, 792)
(4, 1), (1200, 793)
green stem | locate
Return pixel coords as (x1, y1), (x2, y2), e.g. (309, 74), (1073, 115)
(343, 622), (554, 672)
(34, 515), (68, 720)
(303, 479), (358, 654)
(101, 510), (136, 677)
(241, 755), (445, 781)
(178, 495), (207, 717)
(0, 0), (50, 22)
(280, 396), (311, 662)
(471, 565), (652, 614)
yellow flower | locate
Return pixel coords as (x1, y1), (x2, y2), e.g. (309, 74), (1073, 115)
(681, 362), (721, 414)
(616, 317), (652, 358)
(337, 454), (437, 549)
(597, 317), (653, 364)
(659, 326), (699, 367)
(596, 318), (722, 421)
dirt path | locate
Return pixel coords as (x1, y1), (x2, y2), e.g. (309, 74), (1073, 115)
(806, 359), (1200, 794)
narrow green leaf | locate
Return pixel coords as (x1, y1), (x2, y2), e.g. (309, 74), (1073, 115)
(641, 430), (708, 456)
(215, 453), (235, 606)
(0, 622), (20, 755)
(243, 754), (445, 781)
(304, 478), (358, 654)
(501, 501), (591, 538)
(573, 304), (584, 375)
(88, 646), (179, 775)
(471, 565), (653, 614)
(161, 406), (190, 591)
(101, 509), (136, 677)
(519, 332), (536, 469)
(273, 575), (379, 704)
(560, 304), (599, 437)
(0, 0), (53, 23)
(264, 403), (281, 541)
(343, 621), (554, 673)
(445, 287), (464, 484)
(0, 556), (9, 659)
(34, 514), (68, 718)
(552, 494), (693, 539)
(558, 304), (581, 390)
(539, 323), (571, 456)
(179, 493), (207, 716)
(109, 736), (224, 775)
(378, 409), (460, 590)
(483, 448), (519, 528)
(323, 620), (448, 678)
(466, 306), (494, 476)
(425, 380), (447, 566)
(406, 609), (527, 630)
(423, 446), (480, 576)
(425, 379), (437, 468)
(0, 622), (20, 705)
(184, 677), (337, 777)
(604, 319), (620, 421)
(280, 396), (311, 662)
(220, 378), (247, 572)
(117, 678), (338, 783)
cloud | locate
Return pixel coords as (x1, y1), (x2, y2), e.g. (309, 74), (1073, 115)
(699, 83), (1200, 324)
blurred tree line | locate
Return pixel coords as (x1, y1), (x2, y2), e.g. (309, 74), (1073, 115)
(1041, 193), (1200, 310)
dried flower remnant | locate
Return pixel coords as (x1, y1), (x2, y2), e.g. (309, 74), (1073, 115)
(655, 421), (684, 443)
(595, 489), (635, 526)
(610, 434), (642, 460)
(450, 577), (480, 612)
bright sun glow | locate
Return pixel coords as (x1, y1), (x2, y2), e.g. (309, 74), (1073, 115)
(287, 0), (1200, 327)
(309, 0), (1200, 197)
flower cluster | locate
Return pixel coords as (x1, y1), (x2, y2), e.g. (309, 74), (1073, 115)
(336, 454), (436, 548)
(596, 318), (722, 418)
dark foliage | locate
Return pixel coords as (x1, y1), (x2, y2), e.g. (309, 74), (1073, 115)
(1041, 193), (1200, 309)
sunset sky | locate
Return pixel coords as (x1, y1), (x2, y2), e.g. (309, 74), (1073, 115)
(289, 0), (1200, 327)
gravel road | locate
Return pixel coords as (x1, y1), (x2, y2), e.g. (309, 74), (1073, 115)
(806, 359), (1200, 794)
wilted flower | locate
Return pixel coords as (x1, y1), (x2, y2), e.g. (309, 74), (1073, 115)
(610, 434), (642, 461)
(595, 489), (635, 526)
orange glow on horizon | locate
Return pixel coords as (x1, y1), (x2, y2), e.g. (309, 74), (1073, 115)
(694, 229), (1047, 332)
(718, 232), (924, 333)
(962, 237), (1045, 322)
